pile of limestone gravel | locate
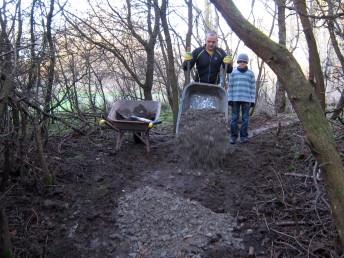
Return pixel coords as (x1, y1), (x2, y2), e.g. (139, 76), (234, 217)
(116, 186), (243, 257)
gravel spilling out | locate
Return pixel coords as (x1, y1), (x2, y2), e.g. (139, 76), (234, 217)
(116, 186), (243, 257)
(177, 109), (229, 168)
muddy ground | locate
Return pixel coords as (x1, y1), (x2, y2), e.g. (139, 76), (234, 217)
(2, 114), (344, 257)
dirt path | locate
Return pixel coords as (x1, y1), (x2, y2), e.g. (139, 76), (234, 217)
(4, 114), (342, 257)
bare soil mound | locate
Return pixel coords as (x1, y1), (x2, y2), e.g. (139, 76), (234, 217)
(177, 109), (229, 168)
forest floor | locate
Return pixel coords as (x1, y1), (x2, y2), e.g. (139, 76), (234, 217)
(3, 113), (344, 258)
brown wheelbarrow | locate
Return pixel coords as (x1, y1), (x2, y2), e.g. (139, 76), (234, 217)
(176, 82), (228, 135)
(105, 100), (161, 152)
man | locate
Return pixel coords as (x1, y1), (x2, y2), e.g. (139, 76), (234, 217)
(182, 31), (233, 85)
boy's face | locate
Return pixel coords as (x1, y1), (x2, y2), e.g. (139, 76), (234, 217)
(237, 61), (248, 68)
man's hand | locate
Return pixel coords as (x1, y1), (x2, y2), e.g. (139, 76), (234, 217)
(223, 55), (233, 64)
(184, 52), (193, 62)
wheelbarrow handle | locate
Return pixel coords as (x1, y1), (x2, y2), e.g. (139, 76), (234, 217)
(130, 115), (162, 126)
(152, 120), (162, 125)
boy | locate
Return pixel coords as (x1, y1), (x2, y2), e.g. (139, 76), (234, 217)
(227, 53), (256, 144)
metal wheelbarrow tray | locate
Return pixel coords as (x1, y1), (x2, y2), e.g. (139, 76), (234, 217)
(107, 100), (161, 152)
(176, 82), (228, 135)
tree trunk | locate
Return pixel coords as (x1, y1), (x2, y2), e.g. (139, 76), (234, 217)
(34, 122), (53, 185)
(293, 0), (326, 110)
(211, 0), (344, 248)
(44, 0), (56, 108)
(0, 74), (13, 119)
(143, 47), (154, 100)
(275, 80), (286, 113)
(27, 0), (38, 93)
(42, 0), (56, 142)
(0, 141), (10, 192)
(0, 23), (14, 119)
(160, 0), (179, 130)
(274, 0), (287, 113)
(184, 0), (193, 87)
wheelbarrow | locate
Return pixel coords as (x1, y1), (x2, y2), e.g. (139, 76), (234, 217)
(176, 82), (228, 135)
(106, 100), (161, 152)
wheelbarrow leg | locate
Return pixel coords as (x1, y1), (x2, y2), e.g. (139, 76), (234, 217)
(138, 131), (150, 153)
(116, 131), (125, 151)
(133, 131), (150, 152)
(144, 132), (150, 153)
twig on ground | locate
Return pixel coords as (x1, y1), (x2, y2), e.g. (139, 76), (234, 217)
(271, 166), (287, 206)
(274, 240), (300, 252)
(14, 154), (43, 172)
(270, 228), (308, 252)
(283, 172), (314, 179)
(263, 214), (270, 232)
(307, 229), (321, 258)
(273, 220), (310, 226)
(0, 184), (17, 203)
(25, 208), (39, 232)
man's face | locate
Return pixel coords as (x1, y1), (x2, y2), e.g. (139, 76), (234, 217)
(206, 35), (217, 51)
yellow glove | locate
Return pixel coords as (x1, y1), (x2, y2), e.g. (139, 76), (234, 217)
(184, 52), (193, 62)
(99, 119), (107, 127)
(223, 55), (233, 64)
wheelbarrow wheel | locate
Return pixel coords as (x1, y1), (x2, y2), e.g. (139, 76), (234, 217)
(133, 133), (143, 144)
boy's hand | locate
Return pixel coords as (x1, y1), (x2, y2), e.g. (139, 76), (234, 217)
(184, 52), (193, 61)
(223, 55), (233, 64)
(250, 103), (255, 108)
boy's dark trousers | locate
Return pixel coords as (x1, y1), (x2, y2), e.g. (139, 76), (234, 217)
(230, 101), (250, 140)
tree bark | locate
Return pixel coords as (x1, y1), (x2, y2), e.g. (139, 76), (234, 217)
(143, 48), (155, 101)
(185, 0), (193, 49)
(27, 0), (38, 93)
(42, 0), (56, 143)
(34, 121), (53, 185)
(0, 141), (10, 192)
(274, 0), (287, 113)
(160, 0), (179, 130)
(184, 0), (193, 87)
(293, 0), (326, 111)
(0, 14), (14, 119)
(211, 0), (344, 248)
(157, 32), (174, 107)
(43, 0), (56, 115)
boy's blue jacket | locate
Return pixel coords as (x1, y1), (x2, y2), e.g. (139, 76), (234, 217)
(227, 68), (256, 103)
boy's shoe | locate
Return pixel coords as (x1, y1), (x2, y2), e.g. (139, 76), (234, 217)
(230, 137), (237, 144)
(240, 137), (248, 143)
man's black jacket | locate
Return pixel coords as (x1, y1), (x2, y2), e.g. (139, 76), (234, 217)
(182, 46), (233, 84)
